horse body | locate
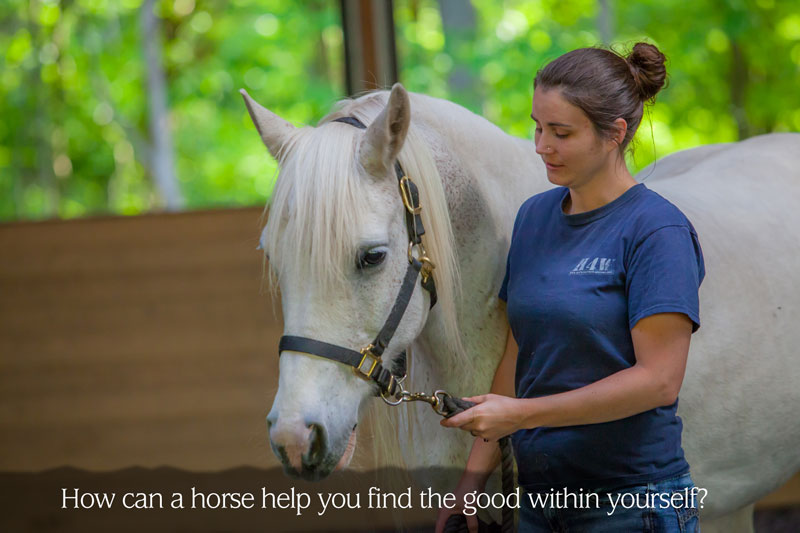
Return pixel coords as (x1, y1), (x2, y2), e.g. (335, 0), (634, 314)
(640, 133), (800, 524)
(243, 85), (800, 530)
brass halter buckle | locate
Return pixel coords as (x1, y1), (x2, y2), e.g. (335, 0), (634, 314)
(354, 344), (380, 381)
(408, 242), (436, 283)
(418, 256), (435, 283)
(399, 176), (422, 215)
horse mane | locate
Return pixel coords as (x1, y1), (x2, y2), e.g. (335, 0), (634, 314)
(263, 91), (464, 364)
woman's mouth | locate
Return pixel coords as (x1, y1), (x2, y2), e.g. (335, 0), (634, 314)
(545, 162), (563, 170)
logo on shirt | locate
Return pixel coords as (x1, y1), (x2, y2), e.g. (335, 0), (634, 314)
(570, 257), (615, 275)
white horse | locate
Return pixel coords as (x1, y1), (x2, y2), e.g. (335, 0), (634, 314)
(241, 84), (800, 532)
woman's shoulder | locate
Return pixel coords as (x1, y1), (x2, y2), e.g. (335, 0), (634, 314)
(625, 186), (706, 285)
(518, 186), (565, 217)
(632, 186), (697, 237)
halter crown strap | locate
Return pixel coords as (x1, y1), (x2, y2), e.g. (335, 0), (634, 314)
(332, 116), (366, 129)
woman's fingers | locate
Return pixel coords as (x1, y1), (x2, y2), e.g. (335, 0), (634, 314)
(440, 395), (496, 428)
(440, 406), (477, 428)
(463, 394), (488, 403)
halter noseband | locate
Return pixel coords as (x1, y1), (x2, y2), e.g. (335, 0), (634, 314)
(278, 115), (438, 400)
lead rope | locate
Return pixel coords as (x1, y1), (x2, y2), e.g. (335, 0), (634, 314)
(440, 397), (515, 533)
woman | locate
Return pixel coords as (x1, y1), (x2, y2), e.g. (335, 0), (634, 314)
(436, 43), (704, 533)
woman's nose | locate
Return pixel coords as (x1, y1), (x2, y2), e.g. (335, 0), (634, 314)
(536, 138), (552, 155)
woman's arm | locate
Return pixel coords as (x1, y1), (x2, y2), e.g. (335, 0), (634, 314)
(441, 312), (692, 440)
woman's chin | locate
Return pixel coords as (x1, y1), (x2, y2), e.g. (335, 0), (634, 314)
(546, 170), (570, 186)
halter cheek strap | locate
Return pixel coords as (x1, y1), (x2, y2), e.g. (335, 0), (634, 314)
(277, 115), (437, 398)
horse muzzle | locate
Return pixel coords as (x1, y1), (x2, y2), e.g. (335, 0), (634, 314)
(266, 413), (356, 481)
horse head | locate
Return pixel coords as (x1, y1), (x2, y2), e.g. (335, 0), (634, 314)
(241, 84), (458, 481)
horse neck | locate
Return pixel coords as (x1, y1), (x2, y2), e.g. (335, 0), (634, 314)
(409, 97), (546, 395)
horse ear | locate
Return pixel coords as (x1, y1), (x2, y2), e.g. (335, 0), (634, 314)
(240, 89), (295, 160)
(359, 83), (411, 179)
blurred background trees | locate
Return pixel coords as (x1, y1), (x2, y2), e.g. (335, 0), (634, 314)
(1, 0), (798, 222)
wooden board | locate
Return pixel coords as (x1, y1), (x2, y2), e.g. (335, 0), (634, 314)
(0, 207), (284, 471)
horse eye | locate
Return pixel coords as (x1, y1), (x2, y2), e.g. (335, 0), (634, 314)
(357, 249), (387, 269)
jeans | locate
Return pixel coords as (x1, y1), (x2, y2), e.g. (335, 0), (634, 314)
(518, 472), (700, 532)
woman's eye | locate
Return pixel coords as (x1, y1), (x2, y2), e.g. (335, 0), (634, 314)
(357, 249), (387, 269)
(555, 132), (568, 139)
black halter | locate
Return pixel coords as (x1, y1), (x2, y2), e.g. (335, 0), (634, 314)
(278, 116), (438, 398)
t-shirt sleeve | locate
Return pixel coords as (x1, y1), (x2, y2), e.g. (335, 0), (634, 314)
(499, 201), (529, 302)
(626, 224), (705, 332)
(499, 251), (510, 302)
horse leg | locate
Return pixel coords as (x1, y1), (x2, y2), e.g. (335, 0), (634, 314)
(700, 503), (754, 533)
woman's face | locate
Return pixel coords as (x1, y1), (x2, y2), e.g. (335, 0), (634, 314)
(531, 88), (615, 189)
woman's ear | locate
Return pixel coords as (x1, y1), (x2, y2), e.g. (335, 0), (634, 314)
(612, 117), (628, 147)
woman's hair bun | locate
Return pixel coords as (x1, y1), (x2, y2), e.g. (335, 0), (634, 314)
(626, 42), (667, 101)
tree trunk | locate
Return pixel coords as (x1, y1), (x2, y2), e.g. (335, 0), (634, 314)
(140, 0), (183, 210)
(597, 0), (613, 45)
(438, 0), (480, 112)
(730, 40), (750, 140)
(28, 1), (59, 218)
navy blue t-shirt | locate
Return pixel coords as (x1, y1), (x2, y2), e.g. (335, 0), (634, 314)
(499, 183), (704, 491)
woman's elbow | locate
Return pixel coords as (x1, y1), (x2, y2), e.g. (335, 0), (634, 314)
(655, 377), (682, 407)
(637, 364), (682, 407)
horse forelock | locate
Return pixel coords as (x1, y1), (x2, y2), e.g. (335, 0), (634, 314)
(263, 122), (367, 297)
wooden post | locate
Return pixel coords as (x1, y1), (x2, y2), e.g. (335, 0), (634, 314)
(340, 0), (399, 95)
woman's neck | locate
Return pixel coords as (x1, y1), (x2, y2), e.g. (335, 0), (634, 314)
(564, 164), (638, 215)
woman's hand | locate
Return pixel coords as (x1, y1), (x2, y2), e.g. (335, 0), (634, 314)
(434, 476), (483, 533)
(439, 393), (527, 441)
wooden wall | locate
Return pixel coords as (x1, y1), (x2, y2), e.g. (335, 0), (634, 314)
(0, 207), (283, 471)
(0, 208), (796, 510)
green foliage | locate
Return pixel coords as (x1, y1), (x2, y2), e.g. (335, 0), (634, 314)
(396, 0), (800, 171)
(1, 0), (798, 222)
(0, 0), (344, 221)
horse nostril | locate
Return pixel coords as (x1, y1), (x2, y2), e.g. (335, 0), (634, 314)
(272, 442), (290, 467)
(305, 423), (327, 466)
